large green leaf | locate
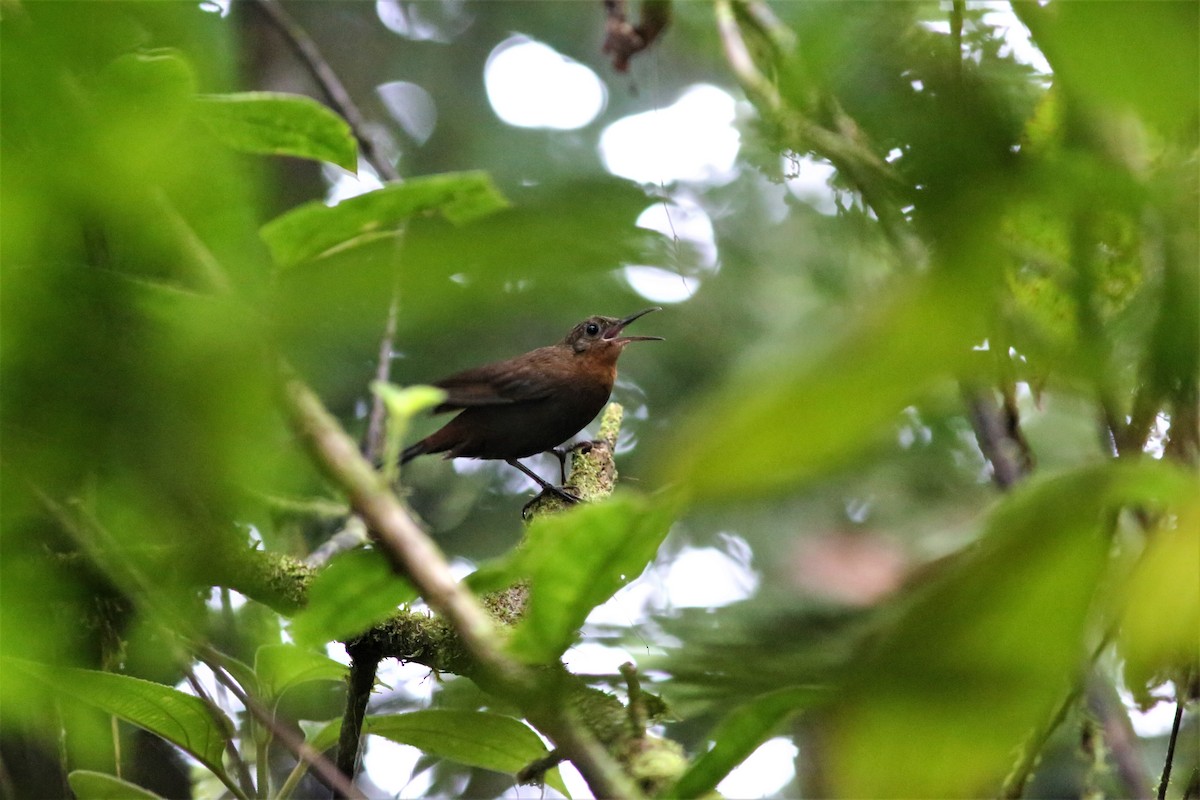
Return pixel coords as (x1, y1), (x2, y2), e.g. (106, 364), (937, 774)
(3, 657), (232, 782)
(68, 771), (164, 800)
(310, 711), (568, 796)
(1119, 493), (1200, 708)
(197, 92), (356, 170)
(1024, 2), (1198, 141)
(253, 644), (346, 702)
(398, 178), (667, 288)
(260, 171), (509, 268)
(507, 494), (674, 664)
(670, 686), (825, 799)
(660, 269), (989, 504)
(290, 548), (417, 647)
(824, 461), (1195, 797)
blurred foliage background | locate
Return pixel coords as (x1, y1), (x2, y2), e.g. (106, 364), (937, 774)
(1, 1), (1196, 798)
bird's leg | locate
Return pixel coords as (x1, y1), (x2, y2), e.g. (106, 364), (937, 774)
(548, 447), (570, 484)
(547, 441), (596, 483)
(505, 458), (580, 504)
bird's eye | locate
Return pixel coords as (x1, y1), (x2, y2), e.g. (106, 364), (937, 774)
(585, 322), (601, 336)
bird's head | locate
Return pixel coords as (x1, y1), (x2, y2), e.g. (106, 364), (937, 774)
(563, 307), (664, 356)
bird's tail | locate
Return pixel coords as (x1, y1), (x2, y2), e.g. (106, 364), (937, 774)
(400, 441), (428, 464)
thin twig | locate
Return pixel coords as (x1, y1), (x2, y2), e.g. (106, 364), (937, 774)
(184, 666), (257, 797)
(716, 0), (921, 266)
(198, 650), (366, 800)
(1087, 676), (1153, 799)
(252, 0), (406, 469)
(714, 0), (781, 111)
(742, 0), (796, 53)
(1158, 699), (1186, 800)
(253, 0), (399, 181)
(363, 290), (401, 463)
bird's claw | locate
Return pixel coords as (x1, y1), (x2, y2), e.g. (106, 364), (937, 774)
(521, 485), (581, 518)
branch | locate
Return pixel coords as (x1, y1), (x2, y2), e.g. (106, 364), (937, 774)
(332, 644), (381, 799)
(198, 649), (366, 800)
(602, 0), (671, 72)
(253, 0), (399, 182)
(1158, 699), (1186, 800)
(1087, 676), (1154, 799)
(279, 369), (647, 800)
(281, 371), (515, 678)
(961, 381), (1033, 490)
(715, 0), (922, 266)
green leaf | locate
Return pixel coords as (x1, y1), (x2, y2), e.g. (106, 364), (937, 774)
(290, 548), (417, 647)
(660, 269), (990, 504)
(97, 49), (196, 124)
(1119, 493), (1200, 708)
(197, 92), (357, 170)
(507, 494), (674, 663)
(68, 771), (164, 800)
(399, 178), (665, 287)
(374, 382), (446, 482)
(260, 171), (509, 268)
(670, 686), (825, 799)
(253, 644), (346, 702)
(3, 657), (232, 782)
(311, 711), (568, 796)
(824, 461), (1195, 797)
(1031, 2), (1198, 141)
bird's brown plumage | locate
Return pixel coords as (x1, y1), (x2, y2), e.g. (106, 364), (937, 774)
(401, 309), (662, 465)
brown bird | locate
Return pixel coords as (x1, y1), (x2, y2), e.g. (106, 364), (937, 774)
(401, 308), (663, 500)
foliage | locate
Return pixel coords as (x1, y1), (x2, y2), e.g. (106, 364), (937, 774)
(1, 2), (1195, 799)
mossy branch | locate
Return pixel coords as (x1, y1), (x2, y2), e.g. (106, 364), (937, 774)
(278, 373), (649, 799)
(210, 398), (683, 796)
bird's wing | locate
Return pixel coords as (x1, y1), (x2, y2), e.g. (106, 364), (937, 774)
(432, 348), (560, 411)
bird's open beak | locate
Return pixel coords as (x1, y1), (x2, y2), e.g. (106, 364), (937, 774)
(605, 307), (665, 343)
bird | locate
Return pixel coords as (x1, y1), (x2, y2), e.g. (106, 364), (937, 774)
(401, 308), (663, 501)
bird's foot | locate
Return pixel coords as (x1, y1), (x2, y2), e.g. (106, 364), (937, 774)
(507, 458), (582, 513)
(522, 485), (581, 519)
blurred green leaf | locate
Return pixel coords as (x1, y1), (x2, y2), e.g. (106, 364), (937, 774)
(311, 711), (568, 796)
(671, 686), (825, 799)
(1029, 2), (1199, 141)
(3, 657), (233, 784)
(260, 171), (509, 268)
(290, 548), (416, 647)
(825, 461), (1195, 797)
(1119, 494), (1200, 708)
(661, 270), (988, 503)
(97, 48), (197, 124)
(374, 382), (446, 482)
(68, 771), (164, 800)
(253, 643), (346, 702)
(399, 178), (665, 289)
(197, 92), (357, 170)
(507, 494), (674, 663)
